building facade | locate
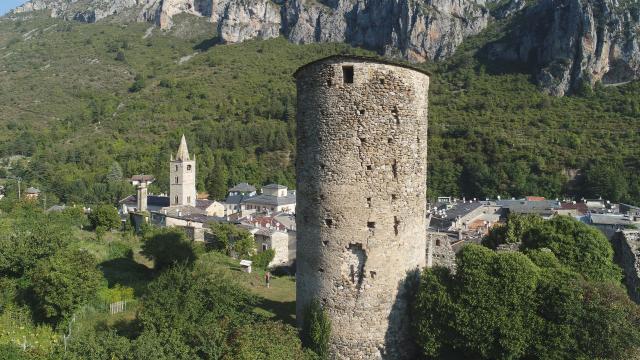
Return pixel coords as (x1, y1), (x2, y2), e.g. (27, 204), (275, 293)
(170, 135), (196, 207)
(295, 56), (430, 359)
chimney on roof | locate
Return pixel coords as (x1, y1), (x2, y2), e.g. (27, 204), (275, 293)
(137, 182), (148, 212)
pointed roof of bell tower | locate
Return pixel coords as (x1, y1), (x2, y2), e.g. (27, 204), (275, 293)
(174, 135), (191, 161)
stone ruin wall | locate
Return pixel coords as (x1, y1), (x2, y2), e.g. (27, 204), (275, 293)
(613, 230), (640, 303)
(295, 57), (430, 360)
(427, 231), (457, 272)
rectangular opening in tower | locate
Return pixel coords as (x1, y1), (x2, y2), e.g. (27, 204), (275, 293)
(347, 243), (366, 288)
(343, 66), (354, 84)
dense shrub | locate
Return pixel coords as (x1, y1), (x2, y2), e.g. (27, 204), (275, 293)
(141, 227), (196, 271)
(413, 245), (640, 359)
(302, 300), (331, 359)
(251, 249), (275, 270)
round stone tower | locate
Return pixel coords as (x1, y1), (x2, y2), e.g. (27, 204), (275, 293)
(295, 55), (430, 360)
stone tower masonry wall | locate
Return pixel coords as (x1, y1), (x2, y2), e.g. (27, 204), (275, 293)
(295, 56), (430, 360)
(170, 158), (197, 207)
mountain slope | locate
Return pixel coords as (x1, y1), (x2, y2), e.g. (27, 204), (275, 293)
(0, 13), (639, 205)
(8, 0), (640, 95)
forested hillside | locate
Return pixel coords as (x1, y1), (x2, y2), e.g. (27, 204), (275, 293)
(0, 13), (639, 205)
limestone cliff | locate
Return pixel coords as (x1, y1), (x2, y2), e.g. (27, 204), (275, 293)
(8, 0), (640, 94)
(11, 0), (490, 61)
(487, 0), (640, 96)
(284, 0), (489, 61)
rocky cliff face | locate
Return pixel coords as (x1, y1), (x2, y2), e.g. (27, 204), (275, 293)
(284, 0), (489, 61)
(11, 0), (490, 61)
(487, 0), (640, 96)
(9, 0), (640, 94)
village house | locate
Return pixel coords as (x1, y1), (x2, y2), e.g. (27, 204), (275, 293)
(24, 187), (40, 200)
(242, 184), (296, 214)
(222, 183), (257, 216)
(589, 213), (640, 239)
(239, 212), (297, 268)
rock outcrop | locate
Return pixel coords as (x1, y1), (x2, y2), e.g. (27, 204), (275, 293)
(10, 0), (491, 61)
(217, 0), (281, 43)
(283, 0), (489, 61)
(487, 0), (640, 96)
(9, 0), (640, 94)
(613, 230), (640, 303)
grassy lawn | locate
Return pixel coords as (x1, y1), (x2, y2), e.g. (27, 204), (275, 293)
(69, 238), (296, 337)
(195, 251), (296, 325)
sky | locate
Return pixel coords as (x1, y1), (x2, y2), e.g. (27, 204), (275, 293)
(0, 0), (25, 16)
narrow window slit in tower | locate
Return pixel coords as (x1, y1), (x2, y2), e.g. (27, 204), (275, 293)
(343, 66), (354, 84)
(367, 221), (376, 229)
(318, 268), (324, 273)
(392, 194), (397, 201)
(325, 219), (333, 227)
(320, 163), (325, 170)
(388, 137), (393, 144)
(359, 137), (366, 144)
(392, 160), (398, 178)
(319, 194), (325, 201)
(322, 240), (329, 246)
(392, 106), (400, 124)
(366, 197), (372, 208)
(380, 78), (385, 85)
(436, 239), (441, 246)
(367, 165), (372, 171)
(327, 79), (332, 87)
(394, 216), (400, 236)
(358, 109), (365, 116)
(370, 271), (377, 279)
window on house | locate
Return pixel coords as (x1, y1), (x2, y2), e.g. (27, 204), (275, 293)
(175, 176), (179, 184)
(175, 165), (178, 171)
(343, 66), (354, 84)
(262, 244), (268, 251)
(187, 165), (192, 171)
(174, 196), (178, 204)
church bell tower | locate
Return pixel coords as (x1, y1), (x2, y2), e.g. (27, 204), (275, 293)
(170, 135), (196, 207)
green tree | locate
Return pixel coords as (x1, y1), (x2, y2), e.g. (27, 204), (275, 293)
(106, 162), (124, 182)
(231, 322), (309, 360)
(206, 159), (229, 200)
(64, 329), (132, 360)
(88, 204), (121, 231)
(0, 344), (31, 360)
(141, 227), (196, 271)
(521, 216), (622, 282)
(251, 249), (275, 270)
(302, 300), (331, 359)
(412, 244), (640, 360)
(208, 223), (253, 256)
(136, 265), (256, 358)
(233, 232), (256, 259)
(483, 214), (545, 249)
(29, 249), (102, 327)
(0, 206), (71, 278)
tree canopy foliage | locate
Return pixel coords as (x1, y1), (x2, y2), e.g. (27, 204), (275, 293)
(141, 227), (196, 270)
(413, 245), (640, 360)
(484, 214), (622, 282)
